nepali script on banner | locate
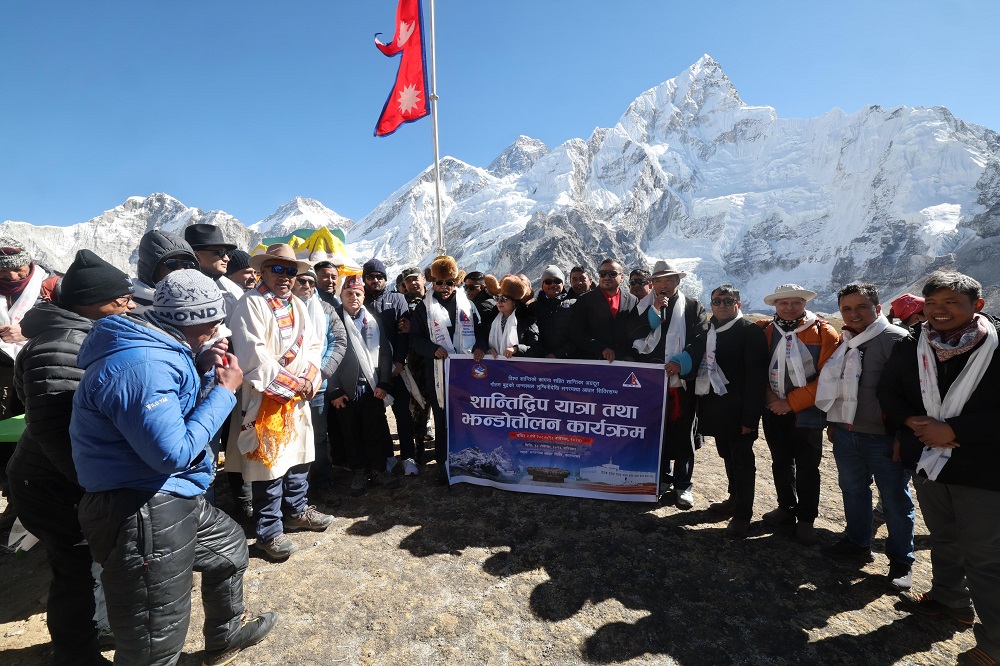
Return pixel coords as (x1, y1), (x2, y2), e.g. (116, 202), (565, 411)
(446, 356), (666, 502)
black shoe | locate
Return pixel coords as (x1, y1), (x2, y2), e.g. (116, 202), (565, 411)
(350, 470), (368, 496)
(899, 592), (975, 625)
(821, 537), (874, 562)
(795, 521), (818, 546)
(762, 507), (796, 527)
(203, 610), (277, 666)
(726, 517), (751, 538)
(709, 497), (736, 516)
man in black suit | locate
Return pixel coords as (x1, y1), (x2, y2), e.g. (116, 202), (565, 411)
(569, 258), (638, 362)
(694, 284), (769, 536)
(630, 260), (709, 508)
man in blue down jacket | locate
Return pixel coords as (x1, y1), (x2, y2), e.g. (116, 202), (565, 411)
(71, 270), (275, 666)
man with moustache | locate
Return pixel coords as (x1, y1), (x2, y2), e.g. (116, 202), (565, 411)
(878, 271), (1000, 666)
(694, 284), (769, 536)
(313, 261), (341, 307)
(630, 260), (708, 508)
(758, 284), (840, 546)
(566, 266), (595, 299)
(569, 258), (638, 362)
(628, 269), (652, 301)
(815, 284), (914, 589)
(184, 223), (243, 319)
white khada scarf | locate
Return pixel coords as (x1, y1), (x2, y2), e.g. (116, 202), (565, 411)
(914, 315), (997, 481)
(695, 312), (743, 396)
(815, 314), (891, 424)
(488, 310), (519, 356)
(344, 306), (393, 407)
(768, 311), (819, 399)
(0, 266), (48, 359)
(427, 289), (478, 406)
(633, 290), (687, 388)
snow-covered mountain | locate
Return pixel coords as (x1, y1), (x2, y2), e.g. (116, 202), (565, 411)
(1, 193), (352, 274)
(350, 55), (1000, 309)
(5, 55), (999, 309)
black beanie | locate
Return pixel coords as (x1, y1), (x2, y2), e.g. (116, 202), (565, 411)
(60, 249), (134, 306)
(226, 249), (251, 275)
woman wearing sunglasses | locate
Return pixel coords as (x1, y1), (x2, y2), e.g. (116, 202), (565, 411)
(474, 274), (539, 360)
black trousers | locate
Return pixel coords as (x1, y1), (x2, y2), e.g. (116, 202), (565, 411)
(389, 376), (417, 460)
(8, 473), (109, 666)
(661, 388), (697, 491)
(79, 490), (248, 666)
(762, 412), (823, 522)
(335, 391), (393, 472)
(714, 432), (758, 520)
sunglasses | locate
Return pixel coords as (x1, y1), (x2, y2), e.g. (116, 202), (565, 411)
(295, 277), (316, 286)
(496, 295), (512, 304)
(266, 265), (298, 276)
(202, 249), (230, 258)
(629, 279), (649, 286)
(543, 278), (563, 286)
(464, 283), (484, 290)
(162, 258), (197, 270)
(711, 298), (737, 306)
(598, 270), (620, 278)
(0, 246), (24, 256)
(435, 280), (456, 287)
(364, 273), (386, 281)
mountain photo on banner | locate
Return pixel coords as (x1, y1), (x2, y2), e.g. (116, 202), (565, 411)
(374, 0), (430, 137)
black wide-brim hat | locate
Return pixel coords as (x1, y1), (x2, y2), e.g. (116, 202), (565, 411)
(184, 223), (237, 250)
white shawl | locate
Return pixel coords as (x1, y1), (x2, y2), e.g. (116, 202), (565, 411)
(427, 290), (478, 406)
(633, 290), (687, 388)
(695, 312), (743, 396)
(344, 308), (393, 407)
(488, 312), (519, 356)
(303, 295), (328, 352)
(815, 315), (891, 424)
(915, 315), (998, 480)
(0, 266), (47, 359)
(768, 311), (818, 399)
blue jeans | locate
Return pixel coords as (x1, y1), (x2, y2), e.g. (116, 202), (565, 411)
(832, 426), (915, 566)
(251, 463), (310, 542)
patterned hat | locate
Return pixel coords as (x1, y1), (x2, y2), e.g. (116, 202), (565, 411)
(0, 237), (31, 270)
(342, 274), (364, 292)
(152, 269), (225, 327)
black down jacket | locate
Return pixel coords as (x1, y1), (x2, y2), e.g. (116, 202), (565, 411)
(7, 301), (92, 486)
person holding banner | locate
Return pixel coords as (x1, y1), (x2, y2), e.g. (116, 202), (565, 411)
(877, 272), (1000, 665)
(408, 255), (483, 482)
(815, 283), (913, 587)
(695, 284), (768, 536)
(474, 274), (539, 359)
(630, 260), (708, 509)
(528, 265), (578, 359)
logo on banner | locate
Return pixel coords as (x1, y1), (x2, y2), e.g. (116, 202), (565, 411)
(623, 372), (642, 388)
(471, 364), (488, 379)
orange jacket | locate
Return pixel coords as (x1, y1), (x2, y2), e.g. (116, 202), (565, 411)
(758, 318), (840, 413)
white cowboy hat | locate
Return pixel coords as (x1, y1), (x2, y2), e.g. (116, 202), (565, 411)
(762, 283), (818, 306)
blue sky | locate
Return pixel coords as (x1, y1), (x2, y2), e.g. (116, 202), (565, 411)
(2, 1), (997, 227)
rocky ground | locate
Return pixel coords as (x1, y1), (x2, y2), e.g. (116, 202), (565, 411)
(1, 422), (979, 665)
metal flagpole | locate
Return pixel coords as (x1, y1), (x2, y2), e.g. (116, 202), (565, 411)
(427, 0), (445, 255)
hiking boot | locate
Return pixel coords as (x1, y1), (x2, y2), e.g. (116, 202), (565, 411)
(284, 505), (333, 532)
(726, 517), (751, 539)
(957, 647), (999, 666)
(253, 534), (297, 562)
(373, 470), (401, 489)
(308, 481), (343, 508)
(403, 458), (419, 476)
(676, 487), (694, 509)
(795, 521), (818, 546)
(203, 610), (277, 666)
(350, 470), (368, 496)
(821, 537), (874, 562)
(899, 591), (975, 625)
(888, 562), (913, 591)
(709, 497), (736, 516)
(762, 507), (796, 527)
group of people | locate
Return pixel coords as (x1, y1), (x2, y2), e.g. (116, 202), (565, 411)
(1, 228), (997, 666)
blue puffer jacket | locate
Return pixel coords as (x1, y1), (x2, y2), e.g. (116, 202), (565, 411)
(71, 313), (237, 497)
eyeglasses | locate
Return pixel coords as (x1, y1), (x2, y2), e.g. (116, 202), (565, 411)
(162, 258), (197, 270)
(598, 270), (620, 278)
(0, 247), (24, 256)
(543, 279), (563, 286)
(364, 273), (386, 281)
(114, 294), (134, 306)
(711, 298), (737, 306)
(266, 265), (298, 276)
(201, 249), (230, 258)
(629, 279), (649, 286)
(295, 277), (316, 287)
(435, 280), (456, 287)
(496, 295), (511, 304)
